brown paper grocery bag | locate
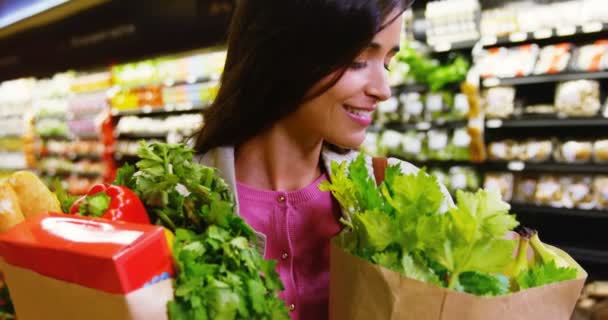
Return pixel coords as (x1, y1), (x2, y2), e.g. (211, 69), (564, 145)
(1, 260), (173, 320)
(330, 242), (586, 320)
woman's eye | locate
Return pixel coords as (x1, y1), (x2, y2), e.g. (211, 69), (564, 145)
(350, 61), (367, 70)
(384, 64), (391, 71)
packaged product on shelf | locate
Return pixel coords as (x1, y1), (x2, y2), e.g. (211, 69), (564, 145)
(424, 92), (450, 121)
(448, 166), (479, 193)
(451, 93), (470, 120)
(593, 139), (608, 163)
(487, 139), (519, 161)
(376, 96), (400, 125)
(450, 128), (471, 161)
(593, 176), (608, 209)
(483, 172), (514, 201)
(555, 140), (593, 163)
(35, 118), (69, 138)
(378, 130), (403, 157)
(533, 43), (573, 75)
(427, 129), (450, 160)
(429, 168), (449, 191)
(535, 175), (565, 207)
(514, 175), (538, 203)
(399, 92), (424, 123)
(477, 47), (508, 78)
(483, 86), (515, 119)
(555, 80), (601, 117)
(70, 72), (112, 93)
(562, 175), (595, 210)
(572, 40), (608, 72)
(401, 131), (427, 161)
(505, 44), (540, 78)
(520, 139), (553, 162)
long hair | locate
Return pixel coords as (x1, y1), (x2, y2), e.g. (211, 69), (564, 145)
(196, 0), (413, 154)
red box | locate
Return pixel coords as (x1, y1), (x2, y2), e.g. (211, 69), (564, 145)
(0, 213), (174, 294)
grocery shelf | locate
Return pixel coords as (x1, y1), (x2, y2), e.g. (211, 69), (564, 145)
(385, 119), (468, 131)
(114, 154), (139, 162)
(111, 103), (207, 117)
(390, 83), (428, 95)
(117, 75), (215, 91)
(485, 117), (608, 128)
(430, 39), (478, 53)
(39, 152), (103, 161)
(116, 132), (168, 140)
(485, 161), (608, 174)
(510, 203), (608, 219)
(39, 169), (102, 179)
(482, 71), (608, 87)
(481, 22), (608, 48)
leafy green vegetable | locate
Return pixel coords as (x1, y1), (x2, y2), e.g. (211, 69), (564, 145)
(114, 142), (288, 320)
(516, 260), (578, 290)
(322, 153), (521, 296)
(456, 272), (509, 296)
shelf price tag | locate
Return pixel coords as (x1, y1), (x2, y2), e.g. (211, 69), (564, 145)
(533, 29), (553, 39)
(507, 161), (525, 171)
(486, 119), (503, 128)
(508, 32), (528, 43)
(416, 122), (432, 130)
(556, 25), (577, 36)
(482, 77), (500, 87)
(582, 22), (603, 33)
(481, 35), (498, 46)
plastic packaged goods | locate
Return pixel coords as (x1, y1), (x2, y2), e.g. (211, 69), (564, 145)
(593, 139), (608, 163)
(535, 175), (565, 207)
(424, 92), (450, 121)
(450, 128), (472, 161)
(401, 131), (426, 161)
(514, 175), (538, 203)
(555, 140), (594, 163)
(483, 86), (516, 119)
(399, 92), (424, 123)
(562, 175), (596, 210)
(555, 80), (601, 116)
(533, 43), (573, 75)
(376, 96), (401, 125)
(424, 0), (480, 46)
(477, 47), (508, 79)
(572, 40), (608, 72)
(448, 166), (480, 193)
(520, 139), (554, 162)
(378, 130), (403, 157)
(483, 172), (514, 201)
(593, 176), (608, 209)
(487, 140), (519, 161)
(427, 129), (450, 160)
(505, 44), (540, 77)
(451, 93), (470, 120)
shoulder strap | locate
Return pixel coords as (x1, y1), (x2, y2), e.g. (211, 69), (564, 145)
(372, 157), (388, 186)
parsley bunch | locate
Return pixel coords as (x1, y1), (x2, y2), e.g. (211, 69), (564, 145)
(114, 142), (289, 320)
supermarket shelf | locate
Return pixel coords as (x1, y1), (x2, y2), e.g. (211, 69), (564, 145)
(116, 75), (215, 91)
(485, 161), (608, 174)
(39, 169), (102, 179)
(510, 203), (608, 219)
(481, 22), (608, 48)
(116, 132), (168, 140)
(111, 103), (208, 117)
(385, 119), (468, 131)
(482, 71), (608, 87)
(430, 39), (478, 53)
(390, 83), (428, 95)
(39, 152), (103, 161)
(114, 154), (140, 162)
(485, 117), (608, 128)
(0, 134), (23, 139)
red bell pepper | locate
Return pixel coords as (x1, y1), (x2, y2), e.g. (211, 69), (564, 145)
(69, 183), (150, 225)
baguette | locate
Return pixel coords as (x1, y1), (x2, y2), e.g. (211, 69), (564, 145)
(8, 171), (61, 217)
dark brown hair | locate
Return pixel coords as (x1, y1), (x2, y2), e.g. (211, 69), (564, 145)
(195, 0), (413, 154)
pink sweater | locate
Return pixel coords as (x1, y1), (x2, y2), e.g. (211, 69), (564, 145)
(237, 173), (342, 320)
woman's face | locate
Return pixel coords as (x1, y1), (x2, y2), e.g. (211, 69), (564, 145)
(287, 10), (403, 149)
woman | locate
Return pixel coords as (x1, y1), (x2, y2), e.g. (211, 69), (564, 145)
(196, 1), (450, 319)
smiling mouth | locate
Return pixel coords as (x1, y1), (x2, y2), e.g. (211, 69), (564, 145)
(343, 105), (374, 117)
